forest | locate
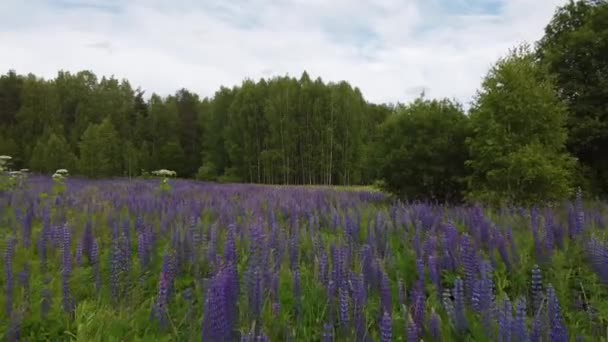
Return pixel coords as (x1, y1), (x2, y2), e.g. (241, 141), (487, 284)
(1, 0), (607, 205)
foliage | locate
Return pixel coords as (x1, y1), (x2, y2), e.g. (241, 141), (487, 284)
(29, 132), (77, 173)
(78, 118), (122, 178)
(375, 97), (470, 203)
(537, 0), (608, 196)
(466, 45), (576, 206)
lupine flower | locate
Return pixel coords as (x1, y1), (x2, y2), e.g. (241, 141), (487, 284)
(411, 285), (425, 335)
(153, 253), (174, 327)
(380, 311), (392, 342)
(587, 237), (608, 285)
(498, 297), (512, 342)
(380, 271), (392, 318)
(513, 298), (529, 342)
(5, 237), (16, 317)
(547, 285), (568, 342)
(339, 282), (349, 326)
(202, 270), (230, 341)
(62, 225), (73, 315)
(76, 241), (83, 267)
(429, 310), (442, 341)
(574, 188), (584, 236)
(453, 278), (468, 333)
(461, 235), (478, 304)
(531, 265), (543, 314)
(322, 323), (334, 342)
(407, 315), (419, 342)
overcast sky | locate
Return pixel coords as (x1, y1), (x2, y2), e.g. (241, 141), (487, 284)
(0, 0), (565, 106)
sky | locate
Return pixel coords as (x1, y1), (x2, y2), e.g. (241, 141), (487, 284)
(0, 0), (566, 106)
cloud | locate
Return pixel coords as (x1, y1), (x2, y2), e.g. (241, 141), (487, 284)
(0, 0), (566, 106)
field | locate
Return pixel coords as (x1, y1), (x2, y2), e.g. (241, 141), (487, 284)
(2, 176), (608, 341)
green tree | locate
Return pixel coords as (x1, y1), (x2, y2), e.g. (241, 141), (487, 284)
(537, 0), (608, 196)
(30, 132), (77, 173)
(376, 98), (469, 202)
(159, 141), (186, 177)
(466, 46), (576, 205)
(78, 118), (122, 177)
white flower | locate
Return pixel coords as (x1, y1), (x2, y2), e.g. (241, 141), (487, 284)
(20, 169), (29, 173)
(153, 169), (176, 177)
(52, 173), (64, 179)
(0, 155), (12, 161)
(9, 171), (22, 176)
(55, 169), (69, 175)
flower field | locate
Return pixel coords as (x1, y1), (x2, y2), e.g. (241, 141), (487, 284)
(2, 176), (608, 341)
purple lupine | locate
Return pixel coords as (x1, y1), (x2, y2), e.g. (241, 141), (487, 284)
(429, 310), (442, 341)
(531, 265), (543, 314)
(574, 187), (584, 236)
(224, 229), (238, 265)
(153, 253), (174, 327)
(547, 286), (568, 342)
(76, 241), (83, 267)
(498, 297), (512, 342)
(91, 239), (101, 293)
(407, 316), (419, 342)
(495, 232), (512, 272)
(202, 270), (230, 341)
(248, 266), (263, 321)
(339, 283), (350, 326)
(453, 278), (468, 333)
(411, 285), (426, 335)
(322, 323), (334, 342)
(587, 237), (608, 285)
(272, 301), (281, 318)
(62, 225), (74, 315)
(461, 235), (478, 304)
(362, 245), (376, 291)
(513, 298), (529, 342)
(380, 271), (392, 318)
(428, 254), (440, 290)
(110, 238), (123, 301)
(319, 252), (329, 286)
(5, 237), (16, 317)
(380, 311), (392, 342)
(224, 263), (240, 337)
(137, 230), (151, 269)
(416, 257), (425, 283)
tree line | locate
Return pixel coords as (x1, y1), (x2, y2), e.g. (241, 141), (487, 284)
(0, 0), (606, 205)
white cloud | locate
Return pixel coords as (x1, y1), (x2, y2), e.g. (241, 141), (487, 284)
(0, 0), (566, 106)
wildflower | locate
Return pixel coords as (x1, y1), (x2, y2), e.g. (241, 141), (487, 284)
(380, 311), (392, 342)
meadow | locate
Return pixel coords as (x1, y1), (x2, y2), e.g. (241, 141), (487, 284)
(2, 175), (608, 341)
